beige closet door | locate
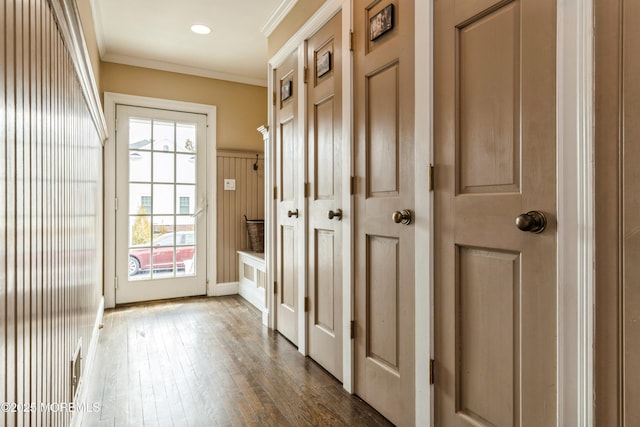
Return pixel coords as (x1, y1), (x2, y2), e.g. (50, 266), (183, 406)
(275, 52), (300, 345)
(353, 1), (415, 425)
(306, 11), (343, 381)
(434, 1), (557, 426)
(595, 0), (640, 424)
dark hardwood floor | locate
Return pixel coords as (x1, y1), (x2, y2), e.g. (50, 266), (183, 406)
(80, 295), (392, 426)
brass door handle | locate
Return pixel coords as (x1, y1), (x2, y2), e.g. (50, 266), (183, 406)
(515, 211), (546, 233)
(287, 209), (299, 218)
(328, 209), (342, 220)
(392, 209), (412, 225)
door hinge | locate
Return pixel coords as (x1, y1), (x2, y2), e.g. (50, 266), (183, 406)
(273, 281), (277, 294)
(304, 182), (310, 198)
(350, 176), (356, 195)
(349, 31), (354, 52)
(430, 359), (435, 385)
(429, 164), (435, 191)
(273, 92), (277, 105)
(274, 186), (278, 199)
(114, 276), (119, 289)
(304, 297), (310, 312)
(115, 197), (119, 211)
(304, 66), (309, 83)
(350, 320), (356, 339)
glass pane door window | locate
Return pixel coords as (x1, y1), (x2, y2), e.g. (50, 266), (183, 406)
(116, 105), (207, 304)
(127, 118), (198, 280)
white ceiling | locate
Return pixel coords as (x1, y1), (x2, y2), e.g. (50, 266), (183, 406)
(91, 0), (297, 87)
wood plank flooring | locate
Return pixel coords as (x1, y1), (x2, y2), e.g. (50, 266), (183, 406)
(80, 296), (392, 427)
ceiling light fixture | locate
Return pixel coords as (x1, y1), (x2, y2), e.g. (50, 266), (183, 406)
(190, 24), (211, 35)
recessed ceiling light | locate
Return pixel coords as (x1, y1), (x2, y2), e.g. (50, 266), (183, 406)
(190, 24), (211, 35)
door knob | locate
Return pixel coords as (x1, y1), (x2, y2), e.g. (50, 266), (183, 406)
(515, 211), (547, 233)
(392, 209), (412, 225)
(287, 209), (299, 218)
(328, 209), (342, 220)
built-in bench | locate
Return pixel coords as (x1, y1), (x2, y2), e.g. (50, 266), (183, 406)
(237, 250), (267, 326)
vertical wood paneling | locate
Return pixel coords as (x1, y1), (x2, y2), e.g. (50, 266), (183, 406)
(0, 0), (5, 417)
(216, 151), (265, 283)
(2, 0), (103, 425)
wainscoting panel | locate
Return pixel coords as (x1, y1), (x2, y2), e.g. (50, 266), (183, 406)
(216, 151), (265, 283)
(2, 0), (105, 425)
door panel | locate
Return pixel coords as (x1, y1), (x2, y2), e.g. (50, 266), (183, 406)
(275, 52), (299, 345)
(595, 0), (640, 423)
(354, 1), (415, 425)
(367, 64), (399, 196)
(367, 236), (399, 369)
(458, 3), (520, 194)
(434, 0), (557, 426)
(307, 11), (343, 380)
(457, 247), (519, 427)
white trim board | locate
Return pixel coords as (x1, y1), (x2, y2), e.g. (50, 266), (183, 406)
(209, 282), (240, 296)
(260, 0), (299, 37)
(103, 93), (217, 309)
(70, 297), (104, 427)
(556, 0), (595, 425)
(414, 0), (433, 425)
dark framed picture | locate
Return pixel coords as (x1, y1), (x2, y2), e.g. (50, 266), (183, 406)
(370, 4), (394, 41)
(281, 79), (292, 102)
(316, 51), (332, 78)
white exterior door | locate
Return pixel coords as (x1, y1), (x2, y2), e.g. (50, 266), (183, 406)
(115, 105), (208, 304)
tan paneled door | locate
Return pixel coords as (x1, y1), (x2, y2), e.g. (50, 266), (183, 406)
(353, 1), (415, 424)
(306, 11), (343, 381)
(434, 1), (557, 426)
(275, 52), (300, 345)
(115, 105), (208, 304)
(595, 0), (640, 423)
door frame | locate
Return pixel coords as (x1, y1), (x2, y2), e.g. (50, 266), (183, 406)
(416, 0), (595, 425)
(103, 92), (217, 308)
(267, 0), (595, 424)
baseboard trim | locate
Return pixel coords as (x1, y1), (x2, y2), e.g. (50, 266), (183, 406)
(70, 296), (104, 427)
(209, 282), (239, 296)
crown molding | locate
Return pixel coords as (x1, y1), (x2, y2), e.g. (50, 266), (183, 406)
(89, 0), (107, 57)
(102, 53), (268, 87)
(260, 0), (299, 37)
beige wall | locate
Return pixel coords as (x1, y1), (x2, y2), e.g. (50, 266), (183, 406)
(268, 0), (325, 57)
(76, 0), (101, 94)
(101, 62), (267, 151)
